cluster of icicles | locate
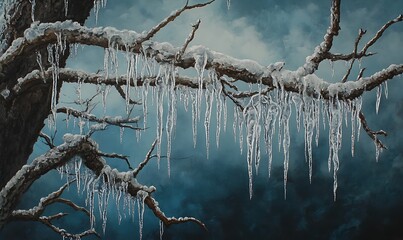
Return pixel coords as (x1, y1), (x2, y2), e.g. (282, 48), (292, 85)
(33, 2), (391, 239)
(46, 36), (383, 197)
(57, 158), (159, 240)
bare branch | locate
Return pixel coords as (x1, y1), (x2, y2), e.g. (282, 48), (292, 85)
(39, 132), (55, 149)
(137, 1), (214, 43)
(341, 28), (366, 83)
(176, 19), (202, 61)
(114, 85), (139, 105)
(359, 111), (387, 150)
(56, 107), (141, 129)
(145, 195), (207, 231)
(360, 14), (403, 56)
(132, 138), (158, 177)
(53, 198), (90, 216)
(356, 68), (366, 80)
(97, 151), (133, 170)
(11, 181), (99, 239)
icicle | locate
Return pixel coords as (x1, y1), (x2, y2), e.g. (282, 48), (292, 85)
(375, 140), (382, 162)
(142, 72), (149, 129)
(29, 0), (35, 22)
(101, 84), (111, 115)
(103, 48), (110, 81)
(156, 75), (165, 165)
(314, 98), (321, 147)
(281, 93), (291, 199)
(47, 44), (60, 129)
(327, 98), (343, 200)
(223, 97), (228, 132)
(93, 0), (100, 24)
(204, 85), (214, 158)
(159, 220), (164, 240)
(137, 191), (147, 240)
(384, 81), (388, 99)
(166, 65), (176, 176)
(75, 158), (82, 194)
(330, 61), (336, 79)
(227, 0), (231, 10)
(119, 127), (124, 143)
(244, 104), (257, 199)
(292, 94), (303, 132)
(64, 0), (68, 16)
(264, 98), (278, 178)
(36, 51), (46, 82)
(233, 106), (238, 142)
(214, 73), (223, 148)
(238, 108), (244, 155)
(216, 95), (222, 148)
(194, 50), (208, 127)
(356, 97), (363, 142)
(376, 85), (382, 114)
(303, 97), (314, 183)
(191, 90), (198, 148)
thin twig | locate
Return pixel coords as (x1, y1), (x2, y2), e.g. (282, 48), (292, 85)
(145, 195), (207, 231)
(341, 28), (366, 82)
(359, 111), (387, 150)
(137, 0), (215, 43)
(97, 151), (133, 170)
(132, 138), (158, 177)
(176, 19), (201, 61)
(39, 132), (55, 148)
(115, 85), (139, 105)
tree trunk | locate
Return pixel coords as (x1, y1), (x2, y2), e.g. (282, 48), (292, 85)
(0, 0), (94, 189)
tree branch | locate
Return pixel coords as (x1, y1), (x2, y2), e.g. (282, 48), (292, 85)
(176, 19), (201, 61)
(11, 181), (99, 239)
(359, 111), (387, 150)
(137, 1), (214, 43)
(0, 135), (205, 233)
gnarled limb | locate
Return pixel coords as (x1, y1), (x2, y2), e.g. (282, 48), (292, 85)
(11, 181), (100, 239)
(0, 135), (205, 233)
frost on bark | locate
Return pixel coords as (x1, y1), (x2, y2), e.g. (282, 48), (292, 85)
(0, 0), (402, 238)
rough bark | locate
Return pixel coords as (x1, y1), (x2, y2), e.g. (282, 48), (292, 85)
(0, 0), (94, 189)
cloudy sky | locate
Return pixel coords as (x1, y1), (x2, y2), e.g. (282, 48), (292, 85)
(2, 0), (403, 239)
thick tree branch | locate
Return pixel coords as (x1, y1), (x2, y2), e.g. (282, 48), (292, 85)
(298, 0), (341, 75)
(2, 16), (400, 103)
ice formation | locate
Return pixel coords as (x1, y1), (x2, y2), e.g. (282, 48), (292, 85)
(18, 14), (387, 237)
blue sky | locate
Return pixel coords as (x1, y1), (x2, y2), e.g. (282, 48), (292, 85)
(2, 0), (403, 239)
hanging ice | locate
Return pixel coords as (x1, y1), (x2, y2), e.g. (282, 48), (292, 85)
(165, 65), (177, 176)
(29, 0), (35, 22)
(137, 190), (147, 240)
(204, 85), (214, 158)
(64, 0), (68, 16)
(376, 85), (382, 114)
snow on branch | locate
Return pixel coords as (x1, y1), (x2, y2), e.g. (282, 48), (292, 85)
(57, 106), (141, 129)
(0, 22), (399, 105)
